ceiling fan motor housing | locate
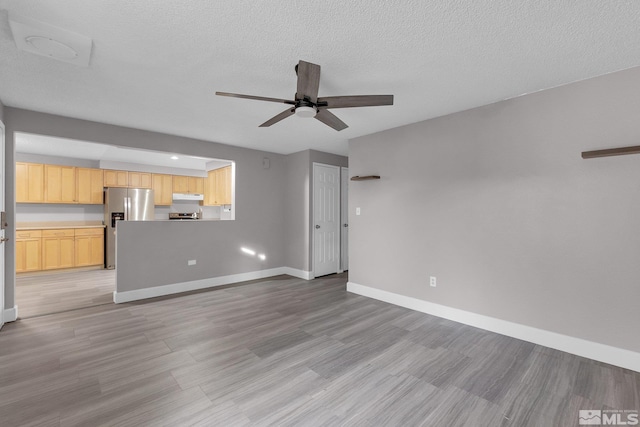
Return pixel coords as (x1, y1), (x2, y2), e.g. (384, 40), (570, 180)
(295, 99), (317, 118)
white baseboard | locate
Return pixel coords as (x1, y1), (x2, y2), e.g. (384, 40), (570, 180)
(114, 267), (292, 303)
(3, 305), (18, 322)
(281, 267), (314, 280)
(347, 282), (640, 373)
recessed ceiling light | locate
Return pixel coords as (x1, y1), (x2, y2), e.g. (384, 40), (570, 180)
(25, 36), (78, 60)
(170, 155), (179, 160)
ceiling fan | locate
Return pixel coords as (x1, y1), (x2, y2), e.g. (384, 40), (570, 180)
(216, 60), (394, 131)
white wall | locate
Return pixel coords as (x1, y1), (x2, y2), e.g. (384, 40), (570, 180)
(349, 65), (640, 355)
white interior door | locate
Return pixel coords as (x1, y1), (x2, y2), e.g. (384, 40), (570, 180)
(0, 120), (5, 330)
(313, 163), (340, 277)
(340, 167), (349, 271)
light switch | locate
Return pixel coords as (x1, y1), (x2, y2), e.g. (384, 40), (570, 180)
(356, 207), (361, 215)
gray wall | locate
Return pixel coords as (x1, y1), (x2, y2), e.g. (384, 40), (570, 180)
(4, 108), (286, 310)
(283, 150), (348, 273)
(117, 220), (283, 291)
(349, 66), (640, 353)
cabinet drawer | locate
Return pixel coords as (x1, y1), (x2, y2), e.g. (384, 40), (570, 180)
(16, 230), (42, 239)
(42, 229), (75, 238)
(74, 227), (104, 236)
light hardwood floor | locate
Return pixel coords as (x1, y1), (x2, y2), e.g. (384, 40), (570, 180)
(16, 269), (115, 318)
(1, 273), (638, 426)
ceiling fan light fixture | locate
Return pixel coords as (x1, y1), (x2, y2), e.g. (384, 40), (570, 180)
(295, 106), (317, 118)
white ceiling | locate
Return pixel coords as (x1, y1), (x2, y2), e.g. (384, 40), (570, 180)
(1, 1), (640, 156)
(15, 132), (229, 171)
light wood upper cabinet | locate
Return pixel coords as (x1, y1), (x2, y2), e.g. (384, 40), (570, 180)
(203, 166), (232, 206)
(76, 168), (104, 204)
(172, 175), (189, 193)
(45, 165), (76, 203)
(16, 162), (45, 203)
(42, 229), (75, 270)
(103, 170), (129, 187)
(188, 177), (204, 194)
(74, 228), (104, 267)
(216, 166), (232, 205)
(16, 230), (42, 273)
(152, 174), (173, 206)
(128, 172), (152, 189)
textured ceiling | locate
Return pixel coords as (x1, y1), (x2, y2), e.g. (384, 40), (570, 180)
(1, 1), (640, 156)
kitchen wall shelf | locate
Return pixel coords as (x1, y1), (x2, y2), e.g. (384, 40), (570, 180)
(350, 175), (380, 181)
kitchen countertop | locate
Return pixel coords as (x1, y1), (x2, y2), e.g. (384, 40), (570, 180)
(16, 221), (106, 230)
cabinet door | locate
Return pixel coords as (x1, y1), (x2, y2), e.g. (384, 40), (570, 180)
(76, 168), (104, 204)
(16, 162), (45, 203)
(152, 174), (173, 205)
(213, 166), (232, 205)
(45, 165), (76, 203)
(188, 177), (204, 194)
(219, 166), (232, 204)
(128, 172), (152, 189)
(172, 175), (189, 193)
(104, 170), (128, 187)
(42, 229), (75, 270)
(203, 170), (217, 206)
(16, 238), (42, 273)
(74, 228), (104, 267)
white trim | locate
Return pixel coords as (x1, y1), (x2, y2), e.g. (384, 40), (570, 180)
(3, 305), (18, 322)
(282, 267), (314, 280)
(114, 267), (290, 303)
(347, 281), (640, 373)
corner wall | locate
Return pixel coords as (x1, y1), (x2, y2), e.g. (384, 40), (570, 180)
(349, 66), (640, 356)
(284, 150), (348, 275)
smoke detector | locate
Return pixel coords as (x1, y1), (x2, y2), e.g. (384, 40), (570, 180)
(8, 13), (92, 67)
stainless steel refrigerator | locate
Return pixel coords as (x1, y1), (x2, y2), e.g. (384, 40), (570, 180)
(104, 187), (155, 269)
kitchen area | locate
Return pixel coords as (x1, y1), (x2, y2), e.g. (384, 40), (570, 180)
(14, 132), (234, 317)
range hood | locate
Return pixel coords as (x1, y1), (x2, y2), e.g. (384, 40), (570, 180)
(172, 193), (204, 201)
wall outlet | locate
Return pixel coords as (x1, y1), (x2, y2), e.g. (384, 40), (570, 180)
(356, 207), (361, 215)
(188, 260), (197, 266)
(430, 276), (437, 287)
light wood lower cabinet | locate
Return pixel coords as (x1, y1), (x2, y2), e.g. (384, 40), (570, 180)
(16, 230), (42, 273)
(74, 228), (104, 267)
(16, 228), (105, 273)
(42, 229), (75, 270)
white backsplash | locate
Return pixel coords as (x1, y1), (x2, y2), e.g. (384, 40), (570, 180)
(16, 204), (105, 222)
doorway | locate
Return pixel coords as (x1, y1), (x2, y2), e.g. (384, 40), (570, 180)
(313, 163), (341, 277)
(0, 120), (5, 330)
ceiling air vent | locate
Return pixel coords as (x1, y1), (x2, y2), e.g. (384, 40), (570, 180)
(8, 12), (92, 67)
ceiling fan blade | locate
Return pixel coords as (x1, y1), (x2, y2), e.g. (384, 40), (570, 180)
(295, 61), (321, 103)
(216, 92), (295, 105)
(315, 109), (348, 131)
(259, 108), (295, 127)
(317, 95), (394, 109)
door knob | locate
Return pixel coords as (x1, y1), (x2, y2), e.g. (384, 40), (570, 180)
(315, 225), (320, 229)
(343, 224), (348, 228)
(0, 237), (9, 243)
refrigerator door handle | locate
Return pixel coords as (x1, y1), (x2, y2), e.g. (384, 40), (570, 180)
(124, 197), (130, 221)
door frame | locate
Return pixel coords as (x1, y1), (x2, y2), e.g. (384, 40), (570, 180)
(312, 162), (341, 278)
(340, 166), (348, 272)
(0, 119), (5, 330)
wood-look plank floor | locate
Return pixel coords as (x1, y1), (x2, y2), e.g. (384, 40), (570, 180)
(16, 269), (115, 318)
(1, 273), (638, 426)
